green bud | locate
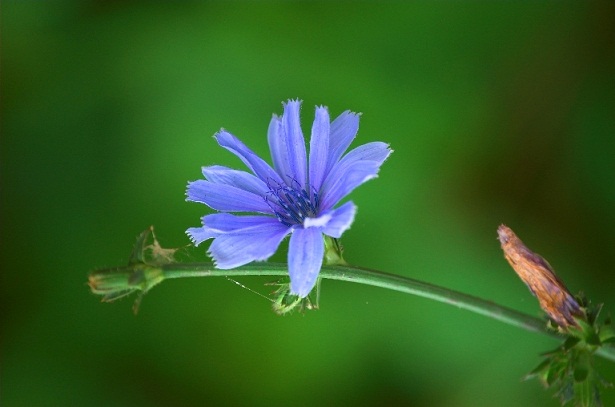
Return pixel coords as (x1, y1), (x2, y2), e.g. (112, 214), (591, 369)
(88, 227), (176, 313)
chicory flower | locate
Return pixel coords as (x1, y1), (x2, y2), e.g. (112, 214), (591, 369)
(186, 100), (391, 298)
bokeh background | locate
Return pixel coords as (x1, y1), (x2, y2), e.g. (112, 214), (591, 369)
(2, 2), (614, 406)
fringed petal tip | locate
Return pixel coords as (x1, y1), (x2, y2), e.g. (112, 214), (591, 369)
(206, 249), (221, 269)
(185, 180), (196, 201)
(383, 145), (394, 161)
(185, 227), (212, 247)
(284, 98), (303, 105)
(185, 228), (200, 246)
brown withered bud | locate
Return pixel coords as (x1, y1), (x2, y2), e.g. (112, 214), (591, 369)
(498, 224), (583, 329)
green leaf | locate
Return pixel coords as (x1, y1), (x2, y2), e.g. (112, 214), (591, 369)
(598, 326), (615, 344)
(563, 336), (581, 351)
(546, 361), (566, 387)
(526, 358), (552, 379)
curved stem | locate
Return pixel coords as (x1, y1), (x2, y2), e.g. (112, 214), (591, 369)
(159, 262), (615, 363)
(89, 260), (615, 362)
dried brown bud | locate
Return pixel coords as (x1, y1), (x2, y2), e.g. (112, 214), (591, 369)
(498, 224), (582, 329)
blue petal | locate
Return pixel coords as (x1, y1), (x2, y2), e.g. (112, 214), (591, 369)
(302, 201), (356, 236)
(320, 201), (357, 238)
(267, 114), (286, 178)
(320, 161), (381, 210)
(279, 100), (307, 188)
(281, 100), (307, 188)
(209, 221), (291, 269)
(187, 213), (281, 246)
(202, 165), (268, 195)
(302, 201), (355, 236)
(202, 213), (280, 232)
(288, 227), (324, 298)
(326, 110), (360, 174)
(308, 106), (330, 194)
(320, 142), (392, 209)
(343, 141), (392, 165)
(186, 180), (272, 213)
(215, 130), (284, 185)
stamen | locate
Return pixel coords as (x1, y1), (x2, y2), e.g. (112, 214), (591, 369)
(264, 177), (319, 226)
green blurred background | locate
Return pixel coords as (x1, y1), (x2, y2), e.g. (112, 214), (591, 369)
(2, 2), (614, 406)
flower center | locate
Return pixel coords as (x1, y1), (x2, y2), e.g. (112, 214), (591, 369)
(265, 179), (319, 227)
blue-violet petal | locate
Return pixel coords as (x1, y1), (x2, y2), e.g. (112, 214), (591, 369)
(201, 165), (268, 196)
(209, 222), (291, 269)
(320, 201), (357, 238)
(186, 180), (272, 213)
(308, 106), (330, 194)
(326, 110), (360, 174)
(215, 131), (283, 185)
(280, 100), (307, 188)
(288, 227), (325, 297)
(320, 161), (381, 210)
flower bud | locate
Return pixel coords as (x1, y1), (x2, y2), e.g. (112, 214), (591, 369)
(498, 224), (583, 329)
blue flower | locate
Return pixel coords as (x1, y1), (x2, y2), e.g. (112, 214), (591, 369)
(186, 100), (391, 298)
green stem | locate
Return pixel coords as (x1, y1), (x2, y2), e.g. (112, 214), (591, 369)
(89, 260), (615, 362)
(158, 262), (615, 363)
